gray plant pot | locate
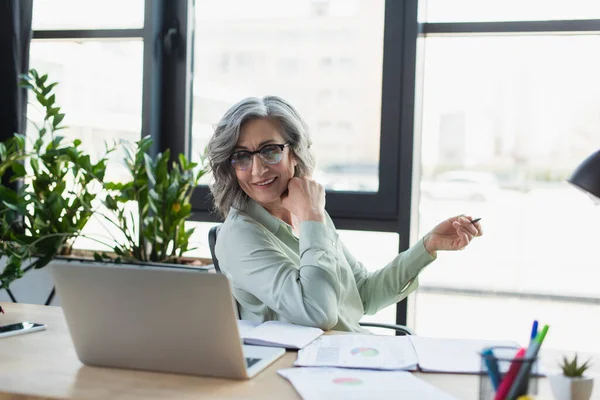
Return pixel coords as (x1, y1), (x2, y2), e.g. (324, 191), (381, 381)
(549, 374), (594, 400)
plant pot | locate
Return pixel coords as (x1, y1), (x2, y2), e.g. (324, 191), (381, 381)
(1, 253), (214, 306)
(549, 374), (594, 400)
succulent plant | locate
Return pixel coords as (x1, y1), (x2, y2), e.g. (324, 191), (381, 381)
(560, 354), (592, 378)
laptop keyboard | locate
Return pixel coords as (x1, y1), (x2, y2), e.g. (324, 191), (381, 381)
(245, 357), (261, 368)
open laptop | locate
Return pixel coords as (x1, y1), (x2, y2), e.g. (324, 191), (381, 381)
(50, 259), (285, 379)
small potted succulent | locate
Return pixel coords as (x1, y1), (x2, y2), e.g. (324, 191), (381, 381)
(549, 354), (594, 400)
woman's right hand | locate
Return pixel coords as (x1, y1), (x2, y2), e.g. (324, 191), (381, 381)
(281, 177), (326, 223)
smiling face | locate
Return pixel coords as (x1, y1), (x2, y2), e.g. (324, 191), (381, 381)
(233, 118), (296, 211)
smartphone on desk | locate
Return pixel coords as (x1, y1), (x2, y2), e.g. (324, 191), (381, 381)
(0, 321), (46, 338)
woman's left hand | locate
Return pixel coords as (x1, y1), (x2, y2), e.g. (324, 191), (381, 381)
(423, 215), (483, 254)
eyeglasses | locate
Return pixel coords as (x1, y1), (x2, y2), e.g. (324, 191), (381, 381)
(230, 143), (290, 171)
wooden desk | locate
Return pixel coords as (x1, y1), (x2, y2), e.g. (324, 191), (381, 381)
(0, 302), (593, 400)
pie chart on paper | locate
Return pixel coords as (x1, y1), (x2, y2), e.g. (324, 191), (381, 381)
(332, 377), (363, 386)
(350, 347), (379, 357)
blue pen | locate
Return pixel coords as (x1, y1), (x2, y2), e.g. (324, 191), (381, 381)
(482, 348), (501, 390)
(530, 320), (538, 343)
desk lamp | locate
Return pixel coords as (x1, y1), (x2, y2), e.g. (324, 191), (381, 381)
(567, 149), (600, 204)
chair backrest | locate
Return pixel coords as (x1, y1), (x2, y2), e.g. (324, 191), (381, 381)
(208, 225), (222, 273)
(208, 224), (242, 318)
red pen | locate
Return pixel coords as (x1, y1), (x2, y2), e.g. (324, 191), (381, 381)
(494, 347), (526, 400)
(0, 306), (4, 314)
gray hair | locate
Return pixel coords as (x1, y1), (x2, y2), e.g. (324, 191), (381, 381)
(207, 96), (315, 218)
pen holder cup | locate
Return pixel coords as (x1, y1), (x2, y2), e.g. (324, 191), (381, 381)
(479, 346), (539, 400)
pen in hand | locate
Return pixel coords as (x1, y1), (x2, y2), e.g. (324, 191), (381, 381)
(470, 218), (481, 224)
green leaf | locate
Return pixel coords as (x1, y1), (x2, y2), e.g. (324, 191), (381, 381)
(156, 150), (170, 183)
(13, 133), (26, 149)
(143, 153), (156, 185)
(36, 93), (46, 106)
(42, 82), (58, 96)
(53, 113), (65, 128)
(178, 153), (187, 169)
(10, 162), (26, 178)
(103, 195), (119, 211)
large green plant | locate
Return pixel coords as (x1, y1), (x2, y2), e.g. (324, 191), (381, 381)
(101, 136), (206, 264)
(0, 69), (111, 290)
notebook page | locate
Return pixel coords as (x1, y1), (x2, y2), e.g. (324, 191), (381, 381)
(242, 321), (323, 349)
(278, 367), (459, 400)
(409, 336), (519, 373)
(295, 334), (419, 371)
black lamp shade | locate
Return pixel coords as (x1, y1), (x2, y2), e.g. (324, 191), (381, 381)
(567, 150), (600, 201)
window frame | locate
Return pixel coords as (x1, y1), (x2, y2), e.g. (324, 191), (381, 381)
(186, 0), (417, 234)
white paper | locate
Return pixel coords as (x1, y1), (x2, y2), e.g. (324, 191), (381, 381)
(295, 334), (419, 371)
(278, 367), (459, 400)
(238, 320), (323, 349)
(408, 336), (519, 373)
(236, 320), (260, 338)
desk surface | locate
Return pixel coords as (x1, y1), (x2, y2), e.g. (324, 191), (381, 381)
(0, 302), (594, 400)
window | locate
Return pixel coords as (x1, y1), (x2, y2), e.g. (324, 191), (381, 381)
(339, 230), (400, 334)
(414, 14), (600, 355)
(28, 40), (143, 182)
(422, 0), (600, 22)
(191, 0), (387, 199)
(32, 0), (144, 30)
(29, 4), (146, 251)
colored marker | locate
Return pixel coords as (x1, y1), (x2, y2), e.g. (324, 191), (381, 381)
(494, 348), (526, 400)
(505, 325), (549, 400)
(530, 320), (538, 344)
(482, 348), (501, 390)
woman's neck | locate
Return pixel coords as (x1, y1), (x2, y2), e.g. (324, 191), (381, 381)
(263, 202), (294, 227)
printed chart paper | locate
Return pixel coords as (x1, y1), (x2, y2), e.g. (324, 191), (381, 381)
(295, 334), (419, 370)
(278, 367), (459, 400)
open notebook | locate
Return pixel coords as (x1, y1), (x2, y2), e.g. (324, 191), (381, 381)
(237, 320), (323, 350)
(295, 334), (519, 373)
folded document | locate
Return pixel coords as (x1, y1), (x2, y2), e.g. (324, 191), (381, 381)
(237, 320), (323, 349)
(295, 334), (519, 373)
(278, 367), (459, 400)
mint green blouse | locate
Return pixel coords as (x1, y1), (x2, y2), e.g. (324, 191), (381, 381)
(215, 200), (436, 332)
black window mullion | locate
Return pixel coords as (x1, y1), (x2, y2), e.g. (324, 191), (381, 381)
(393, 0), (419, 330)
(422, 19), (600, 36)
(142, 0), (164, 155)
(33, 29), (144, 39)
(155, 0), (192, 162)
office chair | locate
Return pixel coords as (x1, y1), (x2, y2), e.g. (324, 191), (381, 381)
(208, 225), (413, 336)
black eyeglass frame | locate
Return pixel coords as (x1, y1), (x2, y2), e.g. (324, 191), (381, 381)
(229, 143), (290, 171)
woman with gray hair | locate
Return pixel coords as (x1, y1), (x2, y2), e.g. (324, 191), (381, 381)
(207, 96), (482, 332)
